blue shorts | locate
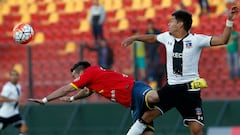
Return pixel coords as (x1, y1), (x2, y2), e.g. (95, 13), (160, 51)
(131, 81), (152, 121)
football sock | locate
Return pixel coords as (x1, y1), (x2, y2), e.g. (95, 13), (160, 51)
(126, 119), (147, 135)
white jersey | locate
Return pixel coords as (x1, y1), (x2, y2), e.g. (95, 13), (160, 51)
(0, 82), (21, 118)
(156, 32), (211, 85)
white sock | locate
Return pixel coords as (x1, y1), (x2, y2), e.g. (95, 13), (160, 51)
(126, 119), (147, 135)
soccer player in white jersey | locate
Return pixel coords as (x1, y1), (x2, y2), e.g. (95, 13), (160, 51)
(0, 69), (28, 135)
(122, 6), (239, 135)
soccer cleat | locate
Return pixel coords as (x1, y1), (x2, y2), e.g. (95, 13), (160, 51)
(190, 78), (208, 89)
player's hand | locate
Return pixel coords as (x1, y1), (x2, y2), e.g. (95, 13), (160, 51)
(228, 6), (239, 20)
(59, 96), (72, 102)
(121, 37), (135, 47)
(28, 98), (45, 105)
(14, 98), (20, 102)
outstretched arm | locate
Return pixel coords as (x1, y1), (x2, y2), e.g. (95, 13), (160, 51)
(211, 6), (239, 46)
(60, 87), (93, 102)
(0, 96), (18, 103)
(28, 84), (76, 105)
(122, 34), (157, 47)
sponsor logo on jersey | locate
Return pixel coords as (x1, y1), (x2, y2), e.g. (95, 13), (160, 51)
(172, 52), (183, 58)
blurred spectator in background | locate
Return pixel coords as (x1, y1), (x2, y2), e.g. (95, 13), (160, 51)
(82, 39), (114, 69)
(89, 0), (105, 42)
(198, 0), (210, 14)
(132, 30), (147, 81)
(145, 20), (166, 89)
(226, 25), (240, 79)
(177, 2), (187, 10)
(0, 69), (28, 135)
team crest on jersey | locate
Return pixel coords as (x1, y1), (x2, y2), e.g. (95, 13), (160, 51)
(195, 107), (202, 115)
(185, 40), (192, 48)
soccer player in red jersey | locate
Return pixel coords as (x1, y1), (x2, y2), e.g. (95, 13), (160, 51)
(29, 61), (159, 135)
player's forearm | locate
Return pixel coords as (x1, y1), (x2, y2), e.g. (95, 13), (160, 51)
(74, 89), (92, 100)
(45, 85), (75, 102)
(131, 34), (157, 43)
(0, 96), (17, 102)
(211, 22), (232, 46)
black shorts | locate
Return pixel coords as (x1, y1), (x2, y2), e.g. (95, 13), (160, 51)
(0, 114), (24, 130)
(156, 83), (204, 126)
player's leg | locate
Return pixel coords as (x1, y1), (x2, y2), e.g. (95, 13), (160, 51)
(0, 117), (8, 135)
(127, 81), (156, 135)
(10, 114), (28, 135)
(177, 90), (204, 135)
(127, 82), (173, 135)
(18, 121), (28, 135)
(188, 121), (203, 135)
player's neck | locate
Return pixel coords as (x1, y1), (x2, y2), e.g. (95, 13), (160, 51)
(10, 81), (17, 85)
(173, 30), (188, 39)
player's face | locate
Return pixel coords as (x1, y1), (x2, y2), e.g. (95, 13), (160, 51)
(10, 70), (19, 84)
(168, 16), (181, 34)
(72, 70), (81, 79)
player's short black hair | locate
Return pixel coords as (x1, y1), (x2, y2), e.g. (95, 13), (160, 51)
(71, 61), (91, 73)
(172, 10), (192, 32)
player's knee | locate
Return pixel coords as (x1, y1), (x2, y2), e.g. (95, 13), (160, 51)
(189, 122), (203, 135)
(191, 127), (203, 135)
(146, 90), (159, 103)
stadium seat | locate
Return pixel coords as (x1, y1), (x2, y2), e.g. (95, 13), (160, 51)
(0, 4), (10, 16)
(192, 14), (199, 27)
(21, 13), (31, 23)
(56, 2), (65, 12)
(114, 9), (126, 20)
(28, 3), (38, 14)
(144, 8), (156, 19)
(10, 5), (19, 14)
(64, 1), (75, 13)
(101, 0), (113, 11)
(74, 1), (84, 12)
(117, 18), (129, 31)
(48, 12), (59, 24)
(160, 0), (172, 8)
(181, 0), (192, 7)
(58, 41), (76, 55)
(122, 0), (132, 9)
(32, 32), (45, 44)
(142, 0), (152, 9)
(131, 0), (142, 10)
(78, 19), (90, 33)
(46, 2), (56, 13)
(38, 3), (47, 13)
(112, 0), (122, 10)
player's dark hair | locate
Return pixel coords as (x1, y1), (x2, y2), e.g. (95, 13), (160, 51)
(71, 61), (91, 73)
(172, 10), (192, 32)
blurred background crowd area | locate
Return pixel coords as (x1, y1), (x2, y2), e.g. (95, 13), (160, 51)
(0, 0), (240, 104)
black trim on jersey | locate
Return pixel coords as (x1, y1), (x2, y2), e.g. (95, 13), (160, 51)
(172, 34), (189, 75)
(14, 87), (20, 109)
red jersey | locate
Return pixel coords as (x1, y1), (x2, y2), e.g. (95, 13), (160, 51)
(70, 66), (135, 107)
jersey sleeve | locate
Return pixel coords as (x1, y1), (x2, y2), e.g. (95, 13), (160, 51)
(156, 32), (170, 45)
(195, 34), (212, 47)
(1, 85), (11, 97)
